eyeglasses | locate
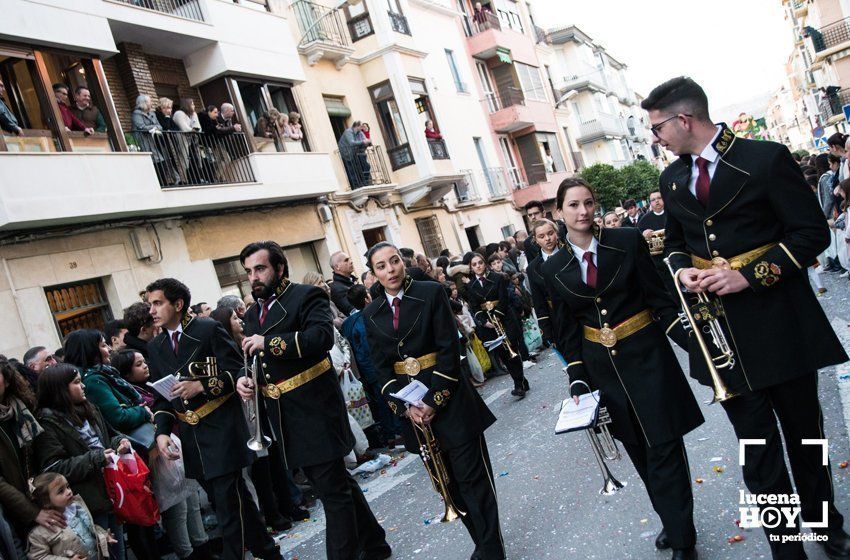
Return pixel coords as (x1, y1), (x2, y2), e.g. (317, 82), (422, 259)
(650, 113), (692, 137)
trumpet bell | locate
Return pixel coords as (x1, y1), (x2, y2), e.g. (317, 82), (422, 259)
(709, 388), (738, 405)
(601, 474), (626, 496)
(442, 504), (462, 523)
(247, 435), (271, 451)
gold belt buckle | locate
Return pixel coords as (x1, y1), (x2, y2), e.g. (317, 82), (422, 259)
(598, 327), (618, 348)
(265, 384), (281, 399)
(711, 257), (731, 270)
(183, 410), (200, 425)
(402, 356), (421, 376)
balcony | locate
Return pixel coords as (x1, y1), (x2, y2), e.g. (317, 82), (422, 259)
(388, 11), (411, 35)
(466, 11), (537, 64)
(335, 145), (393, 190)
(576, 114), (628, 144)
(455, 170), (483, 204)
(486, 89), (558, 133)
(819, 88), (850, 124)
(0, 145), (337, 232)
(427, 138), (450, 160)
(293, 0), (354, 69)
(809, 18), (850, 60)
(555, 69), (607, 94)
(110, 0), (204, 21)
(387, 143), (415, 170)
(510, 169), (572, 207)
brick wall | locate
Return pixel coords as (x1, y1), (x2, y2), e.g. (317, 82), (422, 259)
(102, 57), (132, 132)
(146, 54), (202, 110)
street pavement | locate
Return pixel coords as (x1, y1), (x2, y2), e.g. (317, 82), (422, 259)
(277, 272), (850, 560)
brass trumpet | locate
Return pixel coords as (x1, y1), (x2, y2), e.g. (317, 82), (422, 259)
(411, 419), (465, 522)
(245, 352), (270, 451)
(664, 257), (738, 404)
(482, 301), (518, 359)
(186, 357), (217, 379)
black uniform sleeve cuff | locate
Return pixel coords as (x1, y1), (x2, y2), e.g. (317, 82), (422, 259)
(202, 372), (234, 397)
(739, 245), (799, 293)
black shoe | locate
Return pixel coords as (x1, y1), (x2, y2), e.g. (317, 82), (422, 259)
(359, 542), (392, 560)
(189, 541), (221, 560)
(522, 378), (530, 391)
(821, 527), (850, 559)
(510, 388), (526, 398)
(671, 547), (697, 560)
(269, 517), (292, 532)
(655, 529), (670, 550)
(288, 506), (310, 521)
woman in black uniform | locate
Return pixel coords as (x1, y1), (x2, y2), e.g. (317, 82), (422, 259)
(464, 252), (529, 398)
(541, 177), (704, 560)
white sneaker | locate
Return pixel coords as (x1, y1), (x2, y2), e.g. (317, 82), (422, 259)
(840, 271), (849, 278)
(522, 360), (535, 369)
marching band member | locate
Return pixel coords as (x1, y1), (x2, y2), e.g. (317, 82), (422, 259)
(464, 252), (530, 398)
(145, 278), (281, 560)
(526, 219), (562, 346)
(637, 191), (676, 295)
(234, 241), (390, 560)
(363, 242), (505, 560)
(542, 178), (704, 560)
(645, 76), (850, 560)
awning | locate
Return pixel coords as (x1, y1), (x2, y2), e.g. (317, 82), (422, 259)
(496, 47), (512, 64)
(324, 97), (351, 118)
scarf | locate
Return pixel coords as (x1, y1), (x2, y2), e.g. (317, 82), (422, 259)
(82, 365), (143, 406)
(0, 396), (43, 447)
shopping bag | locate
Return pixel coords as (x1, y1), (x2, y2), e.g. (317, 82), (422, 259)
(341, 369), (374, 430)
(469, 334), (492, 373)
(150, 435), (191, 512)
(465, 343), (486, 384)
(103, 451), (160, 526)
(523, 318), (543, 354)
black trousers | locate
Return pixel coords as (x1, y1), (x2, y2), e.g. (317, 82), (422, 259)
(721, 373), (844, 560)
(301, 458), (388, 560)
(494, 344), (525, 391)
(200, 471), (279, 560)
(622, 437), (696, 550)
(444, 435), (505, 560)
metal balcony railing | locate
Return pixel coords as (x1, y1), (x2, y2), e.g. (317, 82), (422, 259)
(336, 145), (392, 190)
(293, 0), (351, 47)
(387, 143), (415, 170)
(427, 138), (450, 160)
(128, 131), (254, 188)
(388, 11), (411, 35)
(113, 0), (204, 21)
(470, 10), (501, 34)
(483, 87), (525, 113)
(810, 17), (850, 52)
(457, 167), (509, 201)
(455, 170), (482, 203)
(819, 88), (850, 121)
(576, 114), (628, 144)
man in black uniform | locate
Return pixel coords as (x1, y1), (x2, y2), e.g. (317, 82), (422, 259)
(523, 200), (567, 261)
(146, 277), (282, 560)
(235, 241), (390, 560)
(636, 191), (677, 295)
(526, 219), (562, 346)
(363, 242), (505, 560)
(645, 76), (850, 560)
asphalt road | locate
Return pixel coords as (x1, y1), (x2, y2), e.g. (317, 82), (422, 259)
(277, 272), (850, 560)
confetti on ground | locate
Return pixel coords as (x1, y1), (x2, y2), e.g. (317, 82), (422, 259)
(639, 518), (648, 524)
(695, 478), (704, 484)
(710, 456), (723, 462)
(639, 530), (655, 538)
(713, 466), (725, 473)
(727, 534), (745, 543)
(499, 471), (509, 477)
(697, 437), (708, 441)
(840, 461), (848, 469)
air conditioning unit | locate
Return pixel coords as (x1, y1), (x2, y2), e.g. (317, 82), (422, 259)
(129, 227), (156, 261)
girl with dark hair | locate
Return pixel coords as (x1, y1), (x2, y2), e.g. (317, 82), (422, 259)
(64, 329), (152, 434)
(110, 350), (154, 408)
(541, 177), (703, 559)
(210, 306), (244, 347)
(35, 363), (130, 559)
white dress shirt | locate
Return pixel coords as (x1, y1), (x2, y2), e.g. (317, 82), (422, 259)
(385, 288), (405, 307)
(687, 125), (723, 197)
(540, 247), (559, 263)
(567, 236), (599, 284)
(166, 323), (184, 351)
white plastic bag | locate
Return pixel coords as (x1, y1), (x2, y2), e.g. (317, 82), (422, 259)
(347, 411), (369, 456)
(342, 369), (374, 430)
(150, 435), (191, 511)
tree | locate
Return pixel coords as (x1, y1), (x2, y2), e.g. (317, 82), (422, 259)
(579, 163), (625, 210)
(619, 160), (661, 201)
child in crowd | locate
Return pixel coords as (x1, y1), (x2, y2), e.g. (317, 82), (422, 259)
(27, 472), (114, 560)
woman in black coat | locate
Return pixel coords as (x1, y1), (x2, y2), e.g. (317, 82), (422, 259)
(541, 177), (704, 560)
(464, 252), (529, 397)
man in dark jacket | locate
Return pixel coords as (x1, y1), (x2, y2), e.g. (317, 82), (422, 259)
(646, 76), (850, 560)
(329, 251), (358, 315)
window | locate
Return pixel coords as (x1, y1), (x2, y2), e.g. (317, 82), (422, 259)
(235, 79), (308, 152)
(344, 2), (374, 41)
(387, 0), (411, 34)
(499, 136), (522, 187)
(45, 279), (114, 338)
(536, 132), (566, 172)
(501, 225), (514, 239)
(515, 63), (546, 102)
(415, 216), (446, 258)
(369, 81), (414, 169)
(493, 0), (523, 32)
(215, 243), (320, 298)
(476, 61), (498, 112)
(445, 49), (467, 93)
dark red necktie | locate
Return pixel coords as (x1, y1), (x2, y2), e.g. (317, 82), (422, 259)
(391, 298), (401, 331)
(259, 299), (272, 326)
(171, 331), (180, 355)
(695, 156), (711, 207)
(583, 252), (597, 289)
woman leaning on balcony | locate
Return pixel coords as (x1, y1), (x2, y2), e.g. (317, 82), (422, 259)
(131, 94), (173, 185)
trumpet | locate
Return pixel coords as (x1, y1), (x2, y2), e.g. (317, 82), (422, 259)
(482, 301), (518, 359)
(186, 356), (217, 379)
(664, 257), (738, 404)
(570, 380), (625, 496)
(411, 419), (465, 523)
(245, 352), (270, 451)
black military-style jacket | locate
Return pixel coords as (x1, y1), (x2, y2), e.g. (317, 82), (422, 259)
(542, 227), (703, 446)
(242, 280), (353, 469)
(148, 316), (252, 481)
(363, 276), (495, 453)
(526, 246), (564, 344)
(465, 271), (523, 346)
(662, 124), (848, 390)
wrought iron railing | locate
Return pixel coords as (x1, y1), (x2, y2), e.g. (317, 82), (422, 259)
(811, 17), (850, 52)
(293, 0), (351, 47)
(387, 143), (415, 170)
(336, 145), (392, 189)
(470, 10), (501, 34)
(455, 170), (482, 203)
(819, 88), (850, 121)
(427, 138), (450, 160)
(128, 130), (254, 188)
(388, 11), (411, 35)
(113, 0), (204, 21)
(484, 87), (525, 113)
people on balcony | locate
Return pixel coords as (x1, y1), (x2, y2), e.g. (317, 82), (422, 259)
(71, 87), (106, 133)
(0, 78), (23, 136)
(424, 119), (442, 140)
(339, 120), (372, 189)
(173, 99), (206, 184)
(154, 97), (178, 132)
(131, 94), (172, 187)
(360, 122), (371, 140)
(172, 98), (201, 133)
(216, 103), (243, 136)
(52, 83), (93, 135)
(287, 111), (303, 141)
(472, 1), (493, 28)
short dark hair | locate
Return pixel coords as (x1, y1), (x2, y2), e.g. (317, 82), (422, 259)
(439, 248), (450, 257)
(360, 271), (371, 283)
(829, 154), (842, 165)
(365, 242), (400, 272)
(190, 302), (207, 315)
(827, 132), (848, 148)
(497, 241), (511, 252)
(239, 241), (289, 277)
(123, 302), (152, 337)
(23, 346), (46, 367)
(73, 85), (90, 95)
(146, 278), (191, 316)
(555, 177), (596, 211)
(399, 247), (415, 259)
(640, 76), (710, 121)
(103, 320), (126, 343)
(346, 284), (368, 311)
(805, 174), (819, 188)
(524, 200), (545, 213)
(487, 253), (502, 266)
(63, 329), (106, 369)
(623, 199), (637, 209)
(52, 83), (68, 93)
